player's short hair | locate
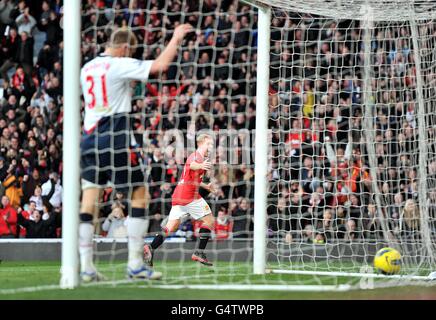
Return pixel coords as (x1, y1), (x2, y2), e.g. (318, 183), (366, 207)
(196, 133), (213, 145)
(109, 28), (138, 49)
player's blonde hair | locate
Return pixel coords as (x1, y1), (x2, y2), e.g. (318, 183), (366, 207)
(109, 28), (138, 49)
(196, 133), (213, 145)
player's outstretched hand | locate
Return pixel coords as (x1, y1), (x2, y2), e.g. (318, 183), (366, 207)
(173, 24), (194, 43)
(202, 160), (212, 171)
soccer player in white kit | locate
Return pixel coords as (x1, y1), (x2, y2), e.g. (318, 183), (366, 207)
(79, 24), (192, 282)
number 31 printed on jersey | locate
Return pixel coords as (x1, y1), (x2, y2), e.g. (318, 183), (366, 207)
(85, 74), (108, 109)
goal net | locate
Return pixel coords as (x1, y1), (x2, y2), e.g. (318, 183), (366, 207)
(62, 0), (436, 291)
(261, 0), (436, 289)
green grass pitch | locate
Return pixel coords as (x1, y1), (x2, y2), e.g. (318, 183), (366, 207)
(0, 261), (435, 300)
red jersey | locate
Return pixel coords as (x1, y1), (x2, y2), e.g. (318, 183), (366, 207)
(19, 210), (31, 238)
(214, 219), (233, 240)
(172, 151), (206, 206)
(288, 132), (303, 149)
(0, 205), (17, 237)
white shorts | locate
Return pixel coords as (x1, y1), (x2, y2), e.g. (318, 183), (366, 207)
(168, 198), (212, 221)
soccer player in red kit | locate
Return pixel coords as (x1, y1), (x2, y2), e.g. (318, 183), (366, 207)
(144, 133), (217, 266)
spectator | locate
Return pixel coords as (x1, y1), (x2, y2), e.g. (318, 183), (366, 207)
(38, 7), (62, 46)
(100, 189), (128, 218)
(2, 95), (18, 117)
(11, 65), (34, 100)
(0, 0), (15, 28)
(390, 192), (403, 231)
(347, 194), (363, 223)
(113, 190), (128, 213)
(343, 219), (358, 241)
(149, 148), (165, 193)
(41, 172), (62, 209)
(232, 198), (252, 238)
(35, 44), (57, 78)
(147, 211), (163, 234)
(363, 203), (383, 239)
(149, 182), (172, 231)
(17, 200), (36, 237)
(313, 232), (325, 244)
(29, 185), (43, 211)
(8, 0), (26, 22)
(45, 75), (61, 101)
(214, 207), (233, 240)
(39, 1), (51, 21)
(102, 205), (127, 240)
(302, 224), (315, 243)
(41, 201), (58, 238)
(2, 161), (22, 208)
(17, 206), (56, 238)
(15, 31), (34, 77)
(318, 209), (334, 241)
(399, 199), (420, 238)
(15, 7), (36, 36)
(0, 26), (19, 81)
(0, 195), (17, 238)
(21, 168), (41, 204)
(268, 197), (292, 242)
(0, 156), (8, 190)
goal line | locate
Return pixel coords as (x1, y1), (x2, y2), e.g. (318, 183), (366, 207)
(146, 284), (352, 292)
(267, 269), (434, 281)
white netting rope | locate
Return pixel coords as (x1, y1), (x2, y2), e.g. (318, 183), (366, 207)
(248, 0), (436, 21)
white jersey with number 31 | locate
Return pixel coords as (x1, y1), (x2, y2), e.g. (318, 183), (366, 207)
(80, 54), (153, 132)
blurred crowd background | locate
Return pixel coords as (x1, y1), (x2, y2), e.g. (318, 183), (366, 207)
(0, 0), (434, 243)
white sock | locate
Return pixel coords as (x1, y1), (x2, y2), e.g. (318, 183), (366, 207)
(79, 223), (95, 273)
(127, 217), (148, 270)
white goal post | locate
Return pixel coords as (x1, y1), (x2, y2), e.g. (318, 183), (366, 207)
(252, 2), (271, 275)
(60, 0), (81, 289)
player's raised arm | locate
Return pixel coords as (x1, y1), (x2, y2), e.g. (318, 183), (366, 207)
(149, 24), (193, 75)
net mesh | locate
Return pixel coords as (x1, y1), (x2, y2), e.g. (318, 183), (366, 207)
(249, 0), (436, 21)
(267, 5), (436, 287)
(82, 0), (261, 289)
(76, 0), (436, 290)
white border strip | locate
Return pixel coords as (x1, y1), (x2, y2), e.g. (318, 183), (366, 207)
(268, 269), (431, 280)
(149, 284), (352, 292)
(0, 238), (186, 244)
(0, 285), (61, 295)
(0, 282), (352, 295)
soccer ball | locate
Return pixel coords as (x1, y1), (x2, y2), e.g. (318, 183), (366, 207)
(373, 247), (402, 275)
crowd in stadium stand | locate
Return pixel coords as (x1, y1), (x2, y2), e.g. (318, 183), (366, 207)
(0, 0), (63, 239)
(266, 14), (429, 243)
(0, 0), (431, 242)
